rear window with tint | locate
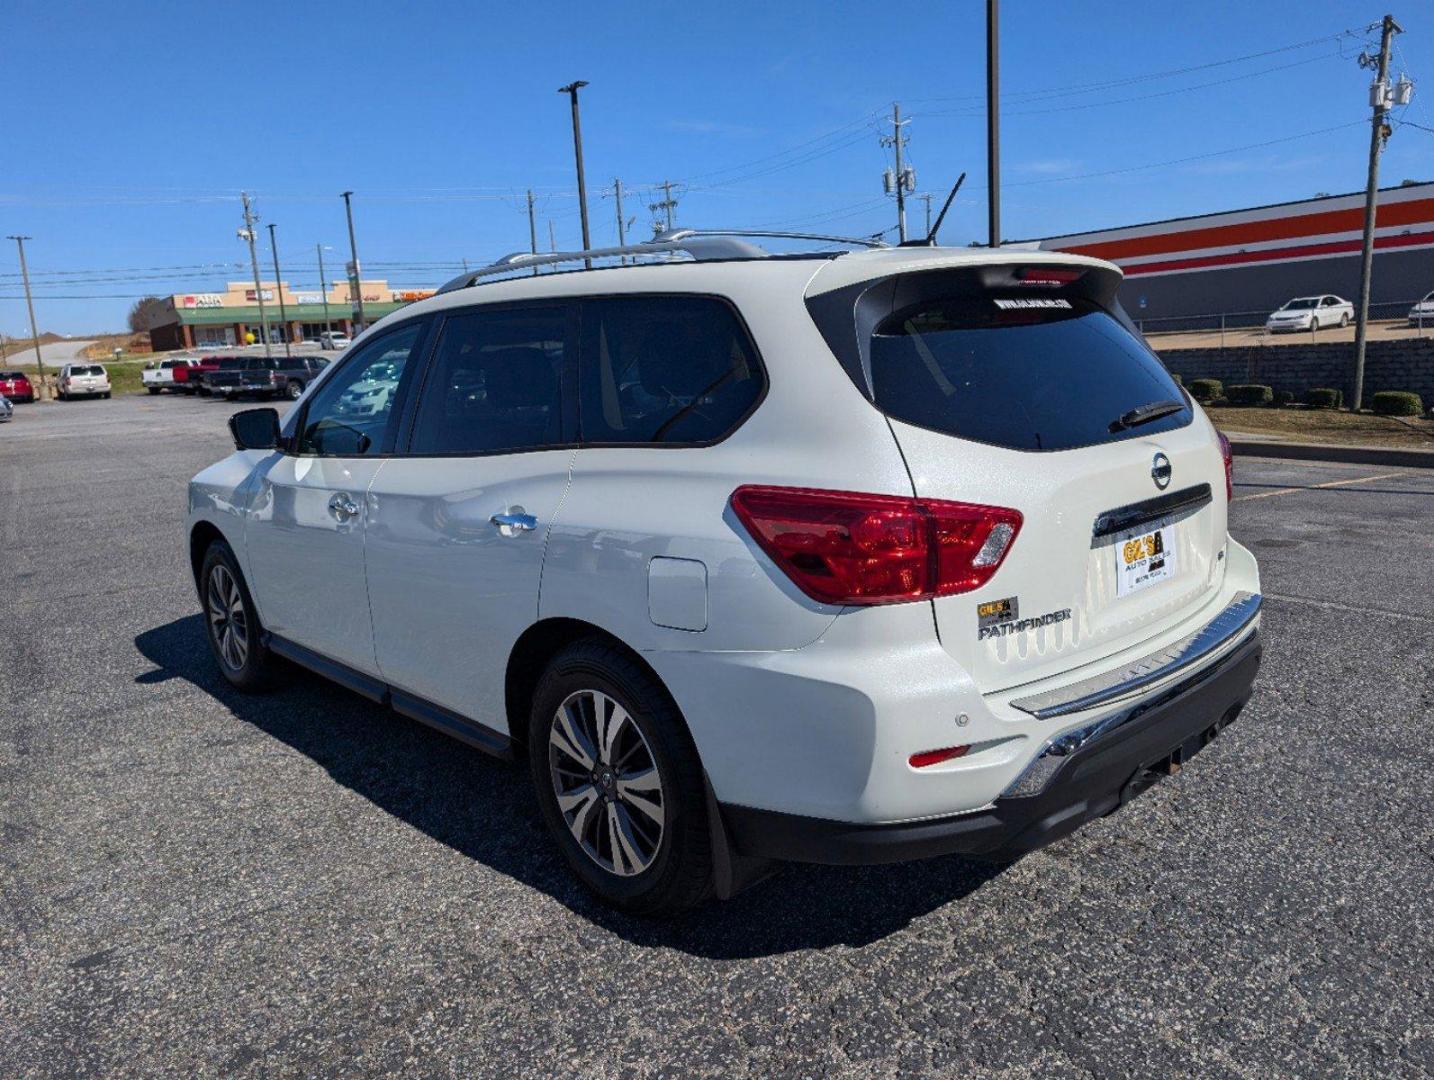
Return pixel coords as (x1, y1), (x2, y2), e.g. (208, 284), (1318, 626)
(1, 371), (24, 379)
(578, 296), (764, 444)
(869, 295), (1189, 452)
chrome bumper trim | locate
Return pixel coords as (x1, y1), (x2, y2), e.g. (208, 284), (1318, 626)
(1010, 591), (1262, 720)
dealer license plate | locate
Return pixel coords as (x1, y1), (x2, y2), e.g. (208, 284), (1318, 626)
(1115, 519), (1177, 598)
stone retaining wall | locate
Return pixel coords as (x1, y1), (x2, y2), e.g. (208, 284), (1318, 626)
(1155, 337), (1433, 404)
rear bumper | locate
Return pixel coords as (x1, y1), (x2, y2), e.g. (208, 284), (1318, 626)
(719, 628), (1261, 865)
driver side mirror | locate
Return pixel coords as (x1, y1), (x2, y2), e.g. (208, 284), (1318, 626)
(228, 407), (282, 451)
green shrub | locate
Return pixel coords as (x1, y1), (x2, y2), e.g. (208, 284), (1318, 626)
(1305, 387), (1342, 409)
(1188, 378), (1223, 403)
(1226, 384), (1274, 406)
(1369, 390), (1424, 417)
(1275, 389), (1295, 406)
(1169, 372), (1183, 387)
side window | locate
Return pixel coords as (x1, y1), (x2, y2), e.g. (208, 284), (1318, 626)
(578, 296), (764, 444)
(297, 323), (423, 456)
(408, 306), (569, 455)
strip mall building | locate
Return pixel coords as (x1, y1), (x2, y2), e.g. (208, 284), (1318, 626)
(1035, 181), (1434, 328)
(143, 280), (435, 351)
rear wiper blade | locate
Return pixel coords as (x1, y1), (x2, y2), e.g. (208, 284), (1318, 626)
(1110, 399), (1185, 432)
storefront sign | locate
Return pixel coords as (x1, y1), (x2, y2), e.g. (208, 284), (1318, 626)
(395, 290), (435, 303)
(294, 293), (324, 305)
(244, 288), (275, 302)
(181, 294), (225, 308)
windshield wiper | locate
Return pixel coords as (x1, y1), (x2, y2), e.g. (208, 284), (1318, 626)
(1109, 398), (1185, 432)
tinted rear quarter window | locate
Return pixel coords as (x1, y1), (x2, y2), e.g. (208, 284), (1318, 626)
(869, 294), (1188, 452)
(578, 295), (764, 444)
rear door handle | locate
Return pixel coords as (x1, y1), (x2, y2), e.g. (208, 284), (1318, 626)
(328, 492), (360, 521)
(490, 511), (538, 535)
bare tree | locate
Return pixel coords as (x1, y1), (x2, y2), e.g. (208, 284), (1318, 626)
(127, 296), (165, 334)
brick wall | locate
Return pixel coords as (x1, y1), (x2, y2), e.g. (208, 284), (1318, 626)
(1155, 338), (1434, 404)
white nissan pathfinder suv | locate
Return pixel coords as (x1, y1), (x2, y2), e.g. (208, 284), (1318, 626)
(188, 233), (1262, 913)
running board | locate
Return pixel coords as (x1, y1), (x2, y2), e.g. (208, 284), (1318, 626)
(263, 633), (513, 759)
(1009, 592), (1262, 720)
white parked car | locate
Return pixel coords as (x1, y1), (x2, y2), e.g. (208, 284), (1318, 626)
(1407, 290), (1434, 325)
(57, 363), (111, 400)
(142, 357), (199, 394)
(319, 331), (352, 350)
(189, 236), (1263, 913)
(1265, 295), (1352, 332)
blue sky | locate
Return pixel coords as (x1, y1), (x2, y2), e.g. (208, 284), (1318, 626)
(2, 0), (1431, 334)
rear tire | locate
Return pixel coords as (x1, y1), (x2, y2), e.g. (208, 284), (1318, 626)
(286, 380), (304, 400)
(528, 640), (713, 915)
(102, 391), (111, 399)
(1340, 313), (1350, 328)
(199, 540), (281, 692)
(147, 387), (160, 395)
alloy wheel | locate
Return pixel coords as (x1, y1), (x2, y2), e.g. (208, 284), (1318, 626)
(548, 689), (665, 877)
(206, 563), (249, 672)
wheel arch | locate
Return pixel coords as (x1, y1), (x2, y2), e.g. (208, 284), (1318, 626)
(504, 617), (681, 754)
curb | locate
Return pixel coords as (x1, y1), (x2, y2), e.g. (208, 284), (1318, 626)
(1229, 438), (1434, 469)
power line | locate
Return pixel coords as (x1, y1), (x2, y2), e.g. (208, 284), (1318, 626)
(907, 27), (1367, 105)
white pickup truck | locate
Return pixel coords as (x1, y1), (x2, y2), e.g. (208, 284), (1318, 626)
(142, 357), (199, 394)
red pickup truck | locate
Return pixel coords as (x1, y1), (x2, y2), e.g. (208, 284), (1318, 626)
(172, 356), (224, 395)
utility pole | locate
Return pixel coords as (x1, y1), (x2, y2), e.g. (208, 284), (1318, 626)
(880, 105), (912, 242)
(548, 220), (557, 253)
(558, 81), (593, 266)
(239, 193), (272, 359)
(340, 190), (365, 331)
(526, 189), (539, 275)
(986, 0), (1001, 247)
(6, 235), (44, 384)
(266, 224), (292, 358)
(316, 243), (332, 340)
(613, 179), (628, 247)
(918, 193), (934, 237)
(648, 181), (679, 234)
(1351, 13), (1402, 412)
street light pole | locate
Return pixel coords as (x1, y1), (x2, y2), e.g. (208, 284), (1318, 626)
(316, 243), (332, 340)
(341, 190), (365, 331)
(266, 223), (292, 358)
(558, 80), (593, 267)
(6, 235), (45, 384)
(986, 0), (1001, 248)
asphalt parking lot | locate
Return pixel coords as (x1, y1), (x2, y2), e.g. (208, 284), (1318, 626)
(2, 394), (1431, 1079)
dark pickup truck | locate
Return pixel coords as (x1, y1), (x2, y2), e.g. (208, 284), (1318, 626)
(200, 356), (330, 400)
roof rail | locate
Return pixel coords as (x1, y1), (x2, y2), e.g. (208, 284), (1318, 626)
(436, 228), (886, 294)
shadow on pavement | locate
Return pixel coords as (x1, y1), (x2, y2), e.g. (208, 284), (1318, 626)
(135, 614), (1004, 957)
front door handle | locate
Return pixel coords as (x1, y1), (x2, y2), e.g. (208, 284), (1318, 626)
(490, 510), (538, 535)
(328, 492), (360, 522)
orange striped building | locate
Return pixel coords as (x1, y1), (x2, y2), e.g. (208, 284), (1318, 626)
(1035, 181), (1434, 328)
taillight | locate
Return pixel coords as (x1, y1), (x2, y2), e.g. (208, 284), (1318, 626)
(1217, 431), (1234, 500)
(730, 485), (1022, 606)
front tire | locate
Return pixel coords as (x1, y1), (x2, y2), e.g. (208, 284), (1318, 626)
(1340, 313), (1350, 328)
(286, 380), (304, 400)
(199, 540), (280, 691)
(529, 640), (713, 915)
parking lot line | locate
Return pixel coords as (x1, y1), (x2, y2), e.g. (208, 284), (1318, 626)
(1233, 470), (1406, 502)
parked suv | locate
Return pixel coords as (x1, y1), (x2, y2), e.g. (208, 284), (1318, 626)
(0, 371), (35, 403)
(143, 357), (199, 394)
(189, 240), (1262, 913)
(57, 363), (111, 400)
